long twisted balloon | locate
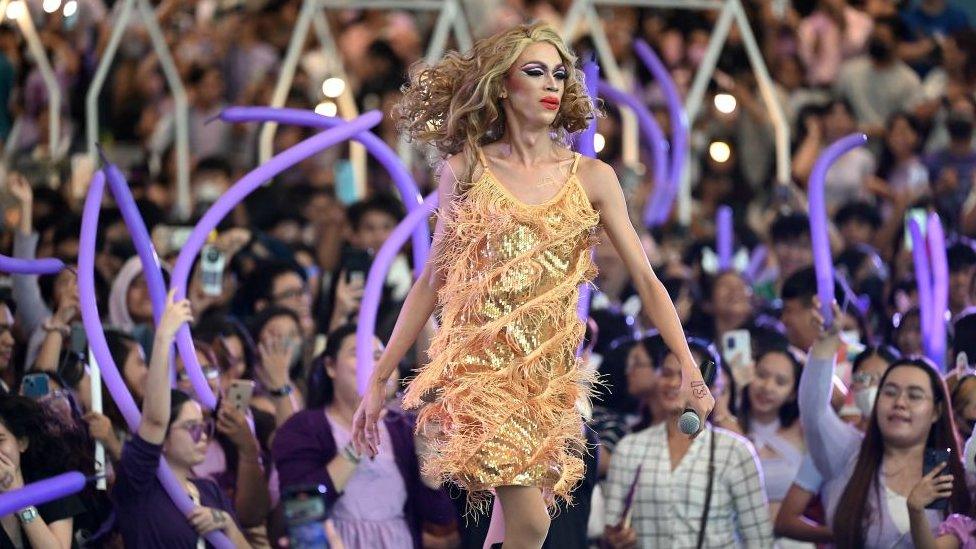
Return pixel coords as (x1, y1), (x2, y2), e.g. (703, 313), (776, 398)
(927, 213), (949, 371)
(217, 107), (430, 278)
(169, 111), (384, 408)
(909, 219), (934, 356)
(807, 133), (868, 327)
(634, 40), (688, 225)
(78, 171), (234, 548)
(355, 192), (438, 394)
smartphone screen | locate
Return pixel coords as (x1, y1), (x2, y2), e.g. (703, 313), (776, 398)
(22, 373), (50, 400)
(904, 208), (928, 252)
(923, 447), (951, 510)
(227, 380), (255, 415)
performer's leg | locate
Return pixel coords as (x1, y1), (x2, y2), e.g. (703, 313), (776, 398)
(483, 493), (505, 549)
(494, 485), (549, 549)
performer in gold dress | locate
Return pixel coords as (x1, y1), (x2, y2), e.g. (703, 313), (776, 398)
(353, 22), (714, 548)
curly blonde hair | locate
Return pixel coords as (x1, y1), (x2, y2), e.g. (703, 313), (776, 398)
(393, 21), (598, 188)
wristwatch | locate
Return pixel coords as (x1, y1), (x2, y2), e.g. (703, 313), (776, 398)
(17, 506), (38, 524)
(268, 383), (293, 398)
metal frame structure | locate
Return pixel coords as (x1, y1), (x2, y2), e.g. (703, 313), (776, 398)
(85, 0), (191, 219)
(562, 0), (789, 226)
(0, 0), (61, 159)
(259, 0), (473, 191)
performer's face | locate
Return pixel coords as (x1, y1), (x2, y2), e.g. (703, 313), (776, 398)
(502, 41), (567, 128)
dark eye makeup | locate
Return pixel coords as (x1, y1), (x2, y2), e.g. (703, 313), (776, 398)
(520, 62), (568, 81)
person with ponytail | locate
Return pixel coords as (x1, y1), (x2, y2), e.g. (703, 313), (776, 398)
(800, 300), (971, 548)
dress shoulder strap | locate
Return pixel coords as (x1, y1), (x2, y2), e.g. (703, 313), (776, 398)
(570, 152), (582, 175)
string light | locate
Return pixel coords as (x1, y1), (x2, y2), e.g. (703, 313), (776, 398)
(314, 101), (337, 117)
(321, 78), (346, 98)
(63, 0), (77, 16)
(42, 0), (61, 14)
(714, 93), (737, 114)
(709, 141), (731, 163)
(594, 133), (606, 154)
(5, 1), (25, 20)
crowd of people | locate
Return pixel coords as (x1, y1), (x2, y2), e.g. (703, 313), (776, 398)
(0, 0), (974, 547)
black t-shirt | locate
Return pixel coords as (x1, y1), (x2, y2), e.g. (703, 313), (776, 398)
(0, 493), (85, 549)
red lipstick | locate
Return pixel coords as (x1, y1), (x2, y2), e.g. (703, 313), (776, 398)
(540, 96), (560, 110)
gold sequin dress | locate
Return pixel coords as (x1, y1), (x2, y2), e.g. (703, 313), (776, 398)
(402, 148), (601, 517)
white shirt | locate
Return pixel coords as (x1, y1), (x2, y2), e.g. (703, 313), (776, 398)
(604, 423), (773, 548)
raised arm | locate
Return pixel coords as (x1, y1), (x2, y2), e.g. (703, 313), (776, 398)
(584, 160), (713, 431)
(9, 173), (52, 334)
(138, 290), (193, 444)
(352, 155), (459, 456)
(798, 302), (862, 480)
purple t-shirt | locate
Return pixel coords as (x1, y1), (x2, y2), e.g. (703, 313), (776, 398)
(112, 434), (238, 548)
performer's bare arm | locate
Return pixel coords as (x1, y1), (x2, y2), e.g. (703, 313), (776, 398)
(352, 154), (460, 456)
(579, 158), (715, 434)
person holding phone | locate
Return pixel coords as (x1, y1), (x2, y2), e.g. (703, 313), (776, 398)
(799, 300), (971, 548)
(112, 291), (251, 547)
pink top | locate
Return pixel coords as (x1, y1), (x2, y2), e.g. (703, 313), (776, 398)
(797, 7), (873, 85)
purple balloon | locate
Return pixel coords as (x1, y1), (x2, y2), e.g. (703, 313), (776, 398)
(577, 59), (599, 158)
(633, 40), (688, 225)
(807, 133), (868, 327)
(0, 255), (63, 275)
(355, 192), (438, 395)
(744, 245), (767, 283)
(218, 107), (430, 278)
(574, 59), (599, 323)
(0, 472), (86, 517)
(909, 219), (933, 355)
(78, 171), (234, 548)
(100, 154), (175, 384)
(927, 213), (949, 371)
(169, 111), (383, 408)
(594, 81), (670, 229)
(716, 205), (733, 271)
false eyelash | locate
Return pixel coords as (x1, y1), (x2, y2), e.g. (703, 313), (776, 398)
(522, 68), (545, 77)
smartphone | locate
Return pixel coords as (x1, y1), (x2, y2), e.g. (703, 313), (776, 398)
(70, 324), (87, 355)
(200, 244), (226, 297)
(722, 330), (754, 386)
(226, 380), (255, 415)
(923, 448), (952, 510)
(22, 373), (50, 400)
(341, 247), (372, 284)
(904, 208), (928, 252)
(334, 160), (358, 206)
(283, 484), (330, 549)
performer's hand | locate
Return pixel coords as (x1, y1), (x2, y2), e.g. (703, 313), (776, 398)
(681, 359), (715, 438)
(351, 377), (386, 458)
(602, 524), (637, 549)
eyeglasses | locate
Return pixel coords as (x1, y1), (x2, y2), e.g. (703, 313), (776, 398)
(272, 287), (308, 302)
(879, 384), (932, 404)
(175, 419), (215, 443)
(177, 365), (220, 382)
(852, 372), (879, 387)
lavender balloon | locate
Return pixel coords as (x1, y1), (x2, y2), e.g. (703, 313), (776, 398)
(807, 133), (868, 327)
(634, 40), (688, 225)
(909, 219), (933, 357)
(0, 472), (86, 517)
(356, 192), (438, 394)
(716, 205), (733, 271)
(594, 81), (669, 229)
(927, 213), (949, 371)
(78, 171), (233, 548)
(0, 255), (63, 275)
(217, 107), (430, 277)
(744, 245), (767, 283)
(577, 58), (599, 158)
(169, 112), (384, 408)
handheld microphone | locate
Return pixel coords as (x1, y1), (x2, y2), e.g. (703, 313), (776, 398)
(679, 360), (716, 435)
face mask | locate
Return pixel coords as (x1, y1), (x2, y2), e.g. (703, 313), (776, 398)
(946, 113), (975, 142)
(867, 37), (893, 62)
(193, 180), (225, 204)
(854, 386), (878, 417)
